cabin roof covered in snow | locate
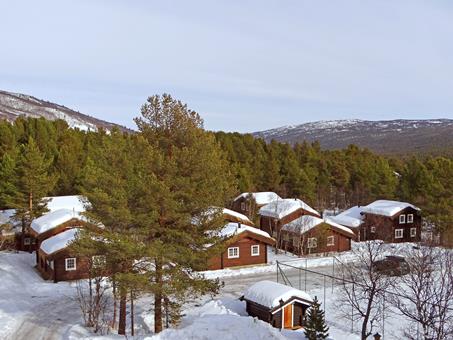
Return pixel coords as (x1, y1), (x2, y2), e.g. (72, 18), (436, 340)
(281, 215), (355, 237)
(362, 200), (420, 217)
(243, 280), (312, 309)
(222, 208), (254, 225)
(234, 192), (281, 206)
(218, 222), (273, 239)
(258, 198), (319, 219)
(43, 195), (88, 213)
(40, 228), (80, 255)
(329, 206), (364, 228)
(30, 209), (85, 235)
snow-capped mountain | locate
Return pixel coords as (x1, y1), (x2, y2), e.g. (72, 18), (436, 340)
(0, 90), (130, 132)
(253, 119), (453, 154)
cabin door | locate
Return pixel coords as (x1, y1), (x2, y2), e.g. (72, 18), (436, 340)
(283, 304), (293, 329)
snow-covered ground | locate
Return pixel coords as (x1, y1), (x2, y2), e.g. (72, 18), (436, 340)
(1, 243), (420, 339)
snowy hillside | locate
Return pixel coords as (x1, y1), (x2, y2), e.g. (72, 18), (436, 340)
(253, 119), (453, 154)
(0, 90), (130, 132)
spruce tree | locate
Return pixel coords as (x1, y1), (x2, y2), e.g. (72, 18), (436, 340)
(304, 296), (329, 340)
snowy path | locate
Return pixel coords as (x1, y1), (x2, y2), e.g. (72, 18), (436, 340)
(0, 252), (80, 340)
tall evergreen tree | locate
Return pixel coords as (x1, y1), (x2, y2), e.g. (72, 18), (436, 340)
(304, 296), (330, 340)
(135, 93), (236, 333)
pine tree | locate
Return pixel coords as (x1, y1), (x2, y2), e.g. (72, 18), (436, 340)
(304, 296), (329, 340)
(12, 137), (57, 238)
(135, 93), (236, 333)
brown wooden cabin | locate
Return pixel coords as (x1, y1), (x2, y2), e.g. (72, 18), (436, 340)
(359, 200), (421, 243)
(241, 280), (313, 330)
(232, 192), (281, 219)
(280, 215), (354, 255)
(208, 223), (275, 270)
(37, 228), (96, 282)
(259, 199), (320, 241)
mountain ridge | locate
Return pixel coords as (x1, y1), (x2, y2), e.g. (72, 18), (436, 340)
(0, 90), (131, 133)
(252, 118), (453, 154)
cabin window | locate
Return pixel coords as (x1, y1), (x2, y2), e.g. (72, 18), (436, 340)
(370, 226), (376, 233)
(410, 228), (417, 237)
(23, 238), (31, 245)
(283, 233), (290, 242)
(293, 237), (300, 246)
(307, 237), (317, 248)
(399, 214), (406, 224)
(65, 258), (77, 271)
(326, 236), (335, 246)
(227, 247), (239, 259)
(241, 202), (246, 211)
(251, 245), (260, 256)
(395, 229), (404, 239)
(31, 238), (36, 244)
(92, 255), (106, 268)
(49, 260), (54, 270)
(407, 214), (414, 223)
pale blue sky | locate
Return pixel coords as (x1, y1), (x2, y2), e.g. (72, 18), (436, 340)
(1, 0), (452, 132)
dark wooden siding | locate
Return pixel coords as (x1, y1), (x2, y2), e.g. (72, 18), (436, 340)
(208, 236), (268, 270)
(280, 224), (352, 256)
(37, 249), (91, 282)
(361, 207), (421, 243)
(246, 301), (271, 323)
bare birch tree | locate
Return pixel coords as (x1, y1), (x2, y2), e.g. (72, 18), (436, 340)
(336, 241), (390, 339)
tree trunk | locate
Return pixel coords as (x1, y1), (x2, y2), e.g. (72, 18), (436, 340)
(154, 259), (163, 333)
(112, 279), (117, 329)
(130, 289), (135, 336)
(118, 288), (127, 335)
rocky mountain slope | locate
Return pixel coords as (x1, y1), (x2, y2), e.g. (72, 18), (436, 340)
(253, 119), (453, 154)
(0, 90), (130, 132)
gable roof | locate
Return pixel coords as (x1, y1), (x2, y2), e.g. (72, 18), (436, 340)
(218, 223), (275, 246)
(30, 209), (85, 235)
(40, 228), (80, 255)
(234, 192), (281, 206)
(281, 215), (355, 238)
(329, 206), (364, 228)
(362, 200), (420, 217)
(243, 280), (312, 309)
(258, 198), (320, 219)
(222, 208), (254, 226)
(43, 195), (88, 213)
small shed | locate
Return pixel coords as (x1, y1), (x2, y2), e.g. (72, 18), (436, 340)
(241, 280), (313, 329)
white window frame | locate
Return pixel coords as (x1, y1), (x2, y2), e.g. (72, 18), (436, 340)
(23, 237), (31, 245)
(370, 226), (376, 234)
(326, 236), (335, 246)
(399, 214), (406, 224)
(395, 229), (404, 239)
(251, 245), (260, 256)
(407, 214), (414, 223)
(65, 258), (77, 271)
(307, 237), (317, 248)
(241, 202), (246, 211)
(410, 227), (417, 238)
(227, 247), (239, 259)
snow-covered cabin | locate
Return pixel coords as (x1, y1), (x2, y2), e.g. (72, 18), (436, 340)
(258, 198), (320, 240)
(232, 192), (281, 219)
(29, 209), (87, 248)
(360, 200), (421, 243)
(280, 215), (354, 255)
(208, 223), (275, 270)
(222, 208), (254, 226)
(241, 280), (313, 330)
(329, 206), (364, 240)
(37, 228), (92, 282)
